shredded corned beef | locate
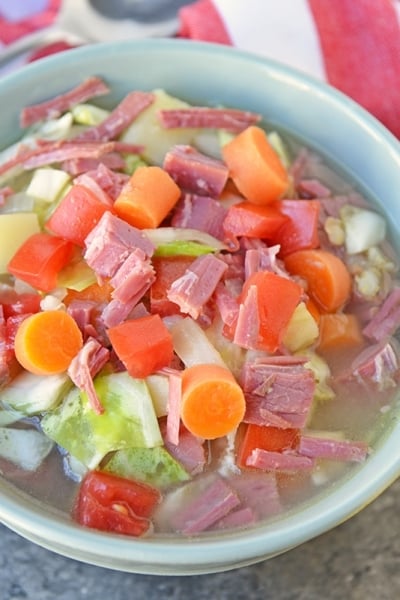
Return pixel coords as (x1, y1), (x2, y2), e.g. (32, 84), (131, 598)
(167, 253), (228, 319)
(298, 435), (369, 462)
(73, 91), (154, 142)
(228, 472), (282, 520)
(163, 144), (229, 197)
(158, 106), (261, 132)
(349, 340), (400, 391)
(244, 246), (287, 279)
(73, 163), (129, 201)
(246, 449), (315, 471)
(362, 286), (400, 342)
(20, 76), (110, 128)
(164, 370), (183, 446)
(171, 193), (227, 241)
(160, 419), (206, 476)
(63, 153), (126, 176)
(171, 476), (240, 535)
(297, 178), (332, 198)
(233, 284), (260, 349)
(243, 397), (295, 428)
(84, 212), (154, 279)
(241, 357), (315, 428)
(67, 337), (110, 414)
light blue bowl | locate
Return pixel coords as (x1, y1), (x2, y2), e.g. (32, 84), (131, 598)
(1, 39), (400, 575)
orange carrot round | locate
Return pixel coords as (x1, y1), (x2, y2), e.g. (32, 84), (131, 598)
(284, 249), (352, 313)
(180, 364), (246, 440)
(222, 125), (289, 205)
(114, 165), (181, 229)
(318, 313), (364, 352)
(14, 310), (83, 375)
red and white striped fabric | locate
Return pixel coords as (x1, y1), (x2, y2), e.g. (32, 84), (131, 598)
(179, 0), (400, 139)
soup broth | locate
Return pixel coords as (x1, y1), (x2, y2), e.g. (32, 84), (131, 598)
(0, 82), (399, 538)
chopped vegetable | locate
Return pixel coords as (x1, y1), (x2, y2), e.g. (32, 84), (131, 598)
(318, 313), (364, 352)
(41, 372), (162, 468)
(114, 165), (181, 229)
(0, 370), (72, 415)
(237, 424), (300, 469)
(0, 427), (54, 471)
(104, 446), (190, 489)
(222, 125), (289, 205)
(7, 232), (74, 292)
(14, 310), (83, 375)
(222, 201), (288, 239)
(284, 249), (352, 313)
(237, 271), (302, 352)
(45, 184), (112, 247)
(107, 314), (174, 378)
(74, 470), (160, 536)
(0, 213), (40, 273)
(180, 363), (246, 439)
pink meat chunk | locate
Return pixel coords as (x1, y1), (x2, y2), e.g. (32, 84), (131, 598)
(67, 337), (110, 414)
(167, 253), (228, 319)
(298, 435), (369, 462)
(84, 212), (154, 279)
(158, 106), (261, 132)
(20, 76), (110, 127)
(246, 449), (315, 471)
(163, 144), (229, 197)
(241, 358), (315, 428)
(171, 476), (240, 535)
(171, 193), (227, 240)
(362, 287), (400, 342)
(73, 90), (155, 142)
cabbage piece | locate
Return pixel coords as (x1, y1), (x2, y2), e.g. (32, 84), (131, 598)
(166, 316), (227, 368)
(283, 302), (319, 352)
(121, 89), (205, 165)
(41, 372), (163, 469)
(146, 373), (169, 417)
(154, 240), (215, 257)
(0, 427), (54, 471)
(26, 167), (70, 204)
(104, 446), (190, 489)
(0, 370), (72, 415)
(340, 205), (386, 254)
(57, 257), (97, 291)
(71, 103), (110, 126)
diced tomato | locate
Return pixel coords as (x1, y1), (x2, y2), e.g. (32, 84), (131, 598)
(107, 314), (174, 378)
(223, 200), (288, 239)
(45, 184), (112, 247)
(150, 256), (195, 317)
(1, 292), (41, 319)
(7, 232), (74, 292)
(237, 423), (300, 468)
(238, 271), (302, 352)
(74, 470), (161, 537)
(272, 199), (320, 257)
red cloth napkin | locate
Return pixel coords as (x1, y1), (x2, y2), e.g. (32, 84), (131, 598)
(179, 0), (400, 139)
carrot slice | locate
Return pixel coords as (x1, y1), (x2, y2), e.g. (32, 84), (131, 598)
(14, 310), (83, 375)
(180, 363), (246, 440)
(114, 165), (181, 229)
(284, 249), (352, 313)
(222, 126), (289, 205)
(318, 313), (364, 351)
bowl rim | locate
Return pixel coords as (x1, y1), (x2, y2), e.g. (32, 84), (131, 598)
(1, 37), (400, 574)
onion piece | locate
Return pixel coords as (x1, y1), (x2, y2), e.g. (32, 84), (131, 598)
(0, 427), (54, 471)
(143, 227), (228, 251)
